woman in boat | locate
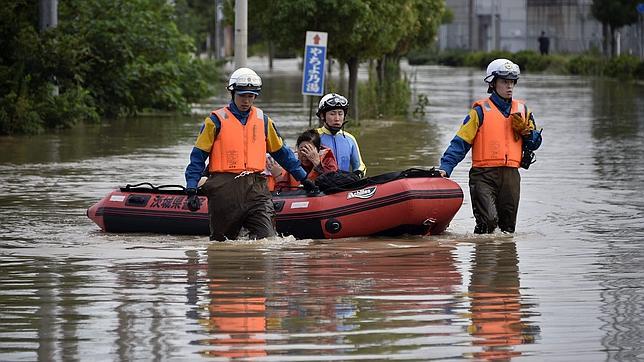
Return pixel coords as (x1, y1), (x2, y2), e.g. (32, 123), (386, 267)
(270, 129), (338, 191)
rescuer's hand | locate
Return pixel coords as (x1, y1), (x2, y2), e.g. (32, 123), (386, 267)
(511, 112), (530, 141)
(185, 188), (201, 212)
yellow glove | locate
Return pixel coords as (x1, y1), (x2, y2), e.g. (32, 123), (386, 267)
(511, 112), (529, 141)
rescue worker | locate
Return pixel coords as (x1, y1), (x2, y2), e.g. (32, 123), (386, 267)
(316, 93), (366, 177)
(185, 67), (316, 241)
(438, 59), (543, 234)
(273, 129), (338, 191)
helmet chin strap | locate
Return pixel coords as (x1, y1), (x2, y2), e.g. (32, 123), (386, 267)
(325, 122), (342, 134)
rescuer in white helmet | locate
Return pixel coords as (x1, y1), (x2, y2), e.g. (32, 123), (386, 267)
(184, 67), (316, 241)
(315, 93), (366, 177)
(438, 59), (543, 234)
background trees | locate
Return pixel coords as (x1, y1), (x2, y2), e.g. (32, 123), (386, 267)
(591, 0), (639, 56)
(246, 0), (446, 120)
(1, 0), (446, 134)
(1, 0), (217, 135)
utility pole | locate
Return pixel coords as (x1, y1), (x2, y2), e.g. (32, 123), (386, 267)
(234, 0), (248, 69)
(493, 0), (500, 51)
(39, 0), (58, 96)
(616, 30), (621, 56)
(39, 0), (57, 31)
(468, 0), (475, 51)
(214, 0), (223, 59)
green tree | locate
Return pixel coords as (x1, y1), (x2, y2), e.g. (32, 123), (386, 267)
(389, 0), (446, 62)
(174, 0), (219, 56)
(374, 0), (445, 118)
(59, 0), (212, 117)
(0, 1), (98, 134)
(245, 0), (443, 120)
(591, 0), (639, 56)
(1, 0), (217, 135)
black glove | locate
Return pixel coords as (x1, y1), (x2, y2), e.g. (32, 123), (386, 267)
(185, 187), (201, 212)
(301, 179), (318, 193)
(353, 170), (364, 179)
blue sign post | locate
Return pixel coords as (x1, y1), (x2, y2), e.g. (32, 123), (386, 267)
(302, 31), (328, 126)
(637, 3), (644, 13)
(302, 31), (328, 96)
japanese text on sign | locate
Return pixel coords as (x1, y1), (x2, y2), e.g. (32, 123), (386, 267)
(301, 31), (328, 96)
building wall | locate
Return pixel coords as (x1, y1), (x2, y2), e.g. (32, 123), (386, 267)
(527, 0), (601, 53)
(439, 0), (643, 57)
(439, 0), (527, 52)
(439, 0), (471, 50)
(479, 0), (527, 52)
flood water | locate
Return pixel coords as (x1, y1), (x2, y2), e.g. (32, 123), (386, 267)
(1, 58), (643, 361)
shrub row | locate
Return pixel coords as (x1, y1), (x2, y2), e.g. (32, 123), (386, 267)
(407, 49), (644, 80)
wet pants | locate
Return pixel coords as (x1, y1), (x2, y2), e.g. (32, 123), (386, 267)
(469, 167), (521, 234)
(203, 172), (276, 241)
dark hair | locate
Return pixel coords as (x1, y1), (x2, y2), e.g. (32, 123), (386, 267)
(296, 129), (321, 150)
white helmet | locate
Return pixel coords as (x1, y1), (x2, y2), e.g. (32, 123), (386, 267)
(227, 67), (262, 95)
(484, 58), (520, 84)
(316, 93), (349, 117)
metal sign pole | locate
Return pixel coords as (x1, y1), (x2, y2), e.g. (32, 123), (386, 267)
(638, 3), (644, 59)
(308, 96), (314, 128)
(301, 31), (328, 125)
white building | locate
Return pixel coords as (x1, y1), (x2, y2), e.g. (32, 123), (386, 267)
(438, 0), (643, 57)
(438, 0), (527, 52)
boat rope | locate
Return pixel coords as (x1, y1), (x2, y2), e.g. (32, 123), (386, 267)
(122, 183), (187, 192)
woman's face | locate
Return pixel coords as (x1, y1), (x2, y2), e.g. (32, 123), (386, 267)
(297, 141), (317, 166)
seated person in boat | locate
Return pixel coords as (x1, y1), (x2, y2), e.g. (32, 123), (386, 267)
(316, 93), (366, 178)
(269, 129), (338, 191)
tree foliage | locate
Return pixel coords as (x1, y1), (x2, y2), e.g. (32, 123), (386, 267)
(591, 0), (639, 56)
(0, 1), (92, 134)
(1, 0), (217, 135)
(174, 0), (215, 54)
(391, 0), (446, 58)
(245, 0), (445, 120)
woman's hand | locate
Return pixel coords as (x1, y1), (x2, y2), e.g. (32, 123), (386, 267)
(300, 143), (320, 167)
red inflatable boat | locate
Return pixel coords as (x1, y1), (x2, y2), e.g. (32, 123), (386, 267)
(87, 169), (463, 239)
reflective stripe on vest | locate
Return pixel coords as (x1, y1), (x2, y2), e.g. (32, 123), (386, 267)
(471, 98), (524, 168)
(209, 106), (267, 173)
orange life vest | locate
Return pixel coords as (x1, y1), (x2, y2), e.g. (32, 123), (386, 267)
(471, 98), (526, 168)
(209, 106), (266, 173)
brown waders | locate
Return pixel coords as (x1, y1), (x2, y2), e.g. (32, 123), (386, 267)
(469, 167), (521, 234)
(203, 172), (276, 241)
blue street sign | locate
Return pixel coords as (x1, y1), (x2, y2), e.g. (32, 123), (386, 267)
(301, 31), (328, 96)
(638, 3), (644, 13)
